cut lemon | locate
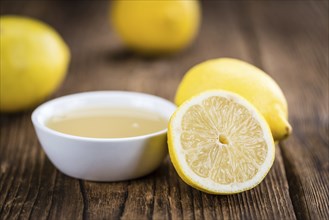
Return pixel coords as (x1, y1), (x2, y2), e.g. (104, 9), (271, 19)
(168, 90), (275, 194)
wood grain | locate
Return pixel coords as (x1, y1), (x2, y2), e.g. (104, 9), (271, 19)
(245, 2), (329, 219)
(1, 1), (328, 219)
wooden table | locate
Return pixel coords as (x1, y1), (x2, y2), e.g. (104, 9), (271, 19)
(1, 1), (328, 219)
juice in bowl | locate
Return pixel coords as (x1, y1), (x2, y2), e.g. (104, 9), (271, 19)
(31, 91), (176, 181)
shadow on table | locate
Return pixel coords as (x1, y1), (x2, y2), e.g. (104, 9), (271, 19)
(103, 47), (163, 63)
(100, 45), (193, 64)
(0, 110), (33, 127)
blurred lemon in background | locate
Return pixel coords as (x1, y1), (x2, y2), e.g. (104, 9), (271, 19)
(175, 58), (292, 141)
(110, 0), (201, 55)
(0, 16), (70, 112)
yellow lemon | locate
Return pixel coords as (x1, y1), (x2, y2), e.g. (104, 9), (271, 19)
(175, 58), (292, 141)
(110, 0), (201, 55)
(0, 16), (70, 112)
(168, 90), (275, 194)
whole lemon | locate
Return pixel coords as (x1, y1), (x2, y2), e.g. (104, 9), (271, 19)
(175, 58), (292, 141)
(0, 16), (70, 112)
(110, 0), (201, 55)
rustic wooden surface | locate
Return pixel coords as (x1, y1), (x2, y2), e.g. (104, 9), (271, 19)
(1, 1), (328, 219)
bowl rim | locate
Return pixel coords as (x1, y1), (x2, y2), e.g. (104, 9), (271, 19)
(31, 90), (177, 143)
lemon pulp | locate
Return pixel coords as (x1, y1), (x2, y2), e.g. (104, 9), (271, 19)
(181, 96), (267, 184)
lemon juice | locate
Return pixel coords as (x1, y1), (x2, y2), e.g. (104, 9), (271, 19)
(47, 107), (167, 138)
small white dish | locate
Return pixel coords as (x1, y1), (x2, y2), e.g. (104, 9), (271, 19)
(31, 91), (176, 181)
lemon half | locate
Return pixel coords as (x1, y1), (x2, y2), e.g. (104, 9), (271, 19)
(168, 90), (275, 194)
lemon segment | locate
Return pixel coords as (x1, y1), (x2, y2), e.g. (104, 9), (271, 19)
(174, 58), (292, 141)
(168, 90), (275, 194)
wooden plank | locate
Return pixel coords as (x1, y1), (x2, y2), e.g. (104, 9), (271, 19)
(246, 1), (329, 219)
(0, 114), (85, 220)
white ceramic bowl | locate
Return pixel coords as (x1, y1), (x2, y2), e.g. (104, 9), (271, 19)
(32, 91), (176, 181)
